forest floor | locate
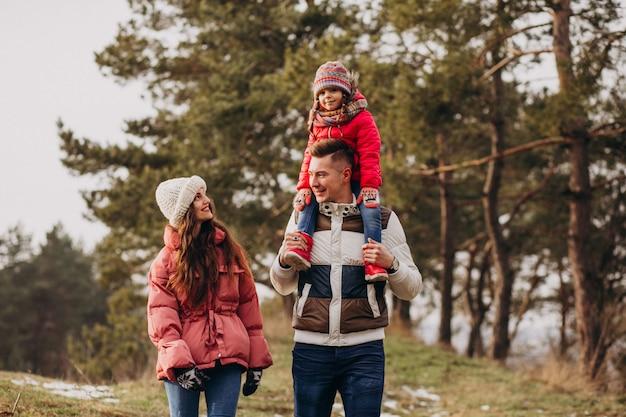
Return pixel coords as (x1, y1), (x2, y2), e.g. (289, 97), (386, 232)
(0, 298), (624, 417)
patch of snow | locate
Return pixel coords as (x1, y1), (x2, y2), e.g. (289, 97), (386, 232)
(383, 399), (398, 410)
(401, 385), (440, 402)
(11, 376), (39, 386)
(12, 378), (118, 402)
(101, 398), (120, 404)
(43, 382), (115, 400)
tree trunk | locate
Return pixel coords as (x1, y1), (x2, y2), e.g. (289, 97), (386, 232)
(437, 132), (455, 346)
(551, 0), (607, 380)
(465, 245), (490, 357)
(558, 266), (571, 358)
(484, 1), (514, 361)
(393, 296), (412, 327)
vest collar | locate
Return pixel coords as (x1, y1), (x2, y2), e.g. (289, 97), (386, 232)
(318, 195), (360, 217)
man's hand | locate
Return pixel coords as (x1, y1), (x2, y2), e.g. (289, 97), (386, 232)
(279, 232), (309, 266)
(293, 189), (312, 212)
(356, 187), (379, 208)
(362, 238), (394, 269)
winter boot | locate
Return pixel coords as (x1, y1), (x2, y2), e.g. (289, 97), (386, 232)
(282, 232), (313, 270)
(365, 262), (388, 282)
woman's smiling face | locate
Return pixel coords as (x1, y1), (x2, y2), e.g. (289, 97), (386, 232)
(192, 189), (213, 223)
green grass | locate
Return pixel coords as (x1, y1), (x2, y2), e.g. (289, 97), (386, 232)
(0, 298), (624, 416)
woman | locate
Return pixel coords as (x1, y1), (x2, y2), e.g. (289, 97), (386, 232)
(148, 175), (272, 417)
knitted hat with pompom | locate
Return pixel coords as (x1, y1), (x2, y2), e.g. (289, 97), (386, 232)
(312, 61), (355, 98)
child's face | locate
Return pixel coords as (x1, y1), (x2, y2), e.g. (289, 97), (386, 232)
(317, 88), (344, 111)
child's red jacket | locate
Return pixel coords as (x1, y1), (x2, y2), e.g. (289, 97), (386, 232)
(296, 92), (382, 191)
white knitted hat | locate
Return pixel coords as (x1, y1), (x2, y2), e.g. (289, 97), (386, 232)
(155, 175), (207, 228)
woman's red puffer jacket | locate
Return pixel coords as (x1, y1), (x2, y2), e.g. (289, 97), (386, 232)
(147, 225), (272, 381)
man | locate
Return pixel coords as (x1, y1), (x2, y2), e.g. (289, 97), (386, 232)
(270, 139), (422, 417)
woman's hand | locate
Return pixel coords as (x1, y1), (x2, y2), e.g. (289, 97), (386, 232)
(175, 366), (209, 391)
(242, 369), (263, 396)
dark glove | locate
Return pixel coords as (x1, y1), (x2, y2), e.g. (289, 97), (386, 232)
(242, 368), (263, 396)
(175, 367), (209, 391)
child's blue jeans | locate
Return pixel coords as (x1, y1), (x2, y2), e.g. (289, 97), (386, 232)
(163, 363), (242, 417)
(297, 182), (381, 243)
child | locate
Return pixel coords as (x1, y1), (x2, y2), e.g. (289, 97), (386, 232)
(283, 61), (387, 281)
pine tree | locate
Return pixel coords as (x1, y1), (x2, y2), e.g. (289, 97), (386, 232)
(0, 225), (105, 376)
(58, 0), (360, 380)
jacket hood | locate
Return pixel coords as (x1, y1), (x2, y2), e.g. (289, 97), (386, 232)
(352, 89), (366, 102)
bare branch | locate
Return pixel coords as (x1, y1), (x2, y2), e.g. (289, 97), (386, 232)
(583, 29), (626, 45)
(510, 256), (545, 342)
(415, 136), (569, 176)
(458, 232), (487, 251)
(503, 163), (557, 226)
(590, 124), (626, 139)
(589, 121), (623, 135)
(586, 30), (626, 81)
(477, 21), (553, 63)
(480, 48), (553, 81)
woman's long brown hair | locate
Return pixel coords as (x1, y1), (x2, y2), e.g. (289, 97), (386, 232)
(167, 200), (252, 307)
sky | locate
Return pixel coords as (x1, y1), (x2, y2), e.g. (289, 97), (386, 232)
(0, 1), (152, 250)
(1, 2), (611, 252)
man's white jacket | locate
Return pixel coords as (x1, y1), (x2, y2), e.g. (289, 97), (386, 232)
(270, 201), (422, 346)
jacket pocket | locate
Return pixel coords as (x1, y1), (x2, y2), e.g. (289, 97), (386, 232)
(296, 283), (312, 318)
(367, 284), (381, 318)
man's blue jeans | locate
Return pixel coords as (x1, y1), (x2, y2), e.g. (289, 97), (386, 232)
(163, 363), (242, 417)
(292, 340), (385, 417)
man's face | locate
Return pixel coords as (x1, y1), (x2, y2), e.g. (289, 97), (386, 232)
(308, 154), (351, 203)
